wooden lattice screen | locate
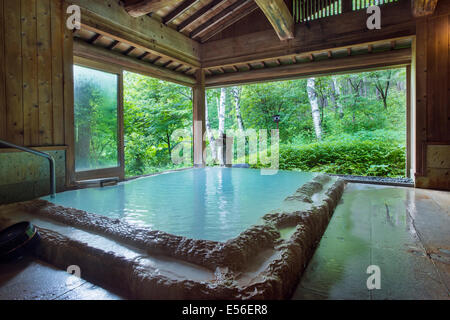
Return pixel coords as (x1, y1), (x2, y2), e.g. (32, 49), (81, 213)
(293, 0), (399, 23)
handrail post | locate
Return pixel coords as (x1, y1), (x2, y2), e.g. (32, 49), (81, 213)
(0, 139), (56, 198)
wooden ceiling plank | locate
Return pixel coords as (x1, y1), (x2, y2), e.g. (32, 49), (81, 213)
(177, 0), (228, 33)
(163, 0), (198, 25)
(123, 46), (136, 56)
(124, 0), (183, 17)
(89, 33), (102, 44)
(199, 1), (259, 43)
(138, 52), (150, 59)
(108, 40), (121, 50)
(190, 0), (254, 39)
(254, 0), (294, 40)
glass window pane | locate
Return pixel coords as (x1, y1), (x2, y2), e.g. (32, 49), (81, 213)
(74, 65), (119, 172)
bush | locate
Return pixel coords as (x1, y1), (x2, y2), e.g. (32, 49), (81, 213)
(252, 138), (405, 178)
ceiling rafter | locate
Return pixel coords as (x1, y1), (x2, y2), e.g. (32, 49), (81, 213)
(198, 0), (259, 43)
(123, 0), (183, 17)
(163, 0), (199, 25)
(176, 0), (228, 33)
(190, 0), (254, 39)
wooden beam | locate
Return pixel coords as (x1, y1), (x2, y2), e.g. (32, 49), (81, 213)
(138, 52), (150, 60)
(108, 40), (121, 50)
(190, 0), (254, 39)
(71, 0), (200, 67)
(202, 0), (415, 68)
(193, 70), (206, 167)
(73, 39), (196, 86)
(198, 0), (259, 43)
(163, 0), (198, 25)
(89, 33), (102, 44)
(205, 48), (411, 87)
(123, 46), (136, 55)
(177, 0), (227, 32)
(254, 0), (294, 40)
(124, 0), (183, 17)
(412, 0), (439, 17)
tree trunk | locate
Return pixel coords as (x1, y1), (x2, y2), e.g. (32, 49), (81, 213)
(330, 77), (344, 119)
(307, 78), (322, 140)
(218, 88), (226, 165)
(205, 98), (217, 161)
(231, 87), (245, 132)
(166, 131), (171, 160)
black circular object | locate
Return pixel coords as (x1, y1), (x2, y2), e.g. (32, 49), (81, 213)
(0, 222), (41, 261)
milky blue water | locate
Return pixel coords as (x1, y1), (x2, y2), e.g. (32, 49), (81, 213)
(43, 168), (314, 242)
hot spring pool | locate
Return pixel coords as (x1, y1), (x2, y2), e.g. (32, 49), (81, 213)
(43, 168), (315, 242)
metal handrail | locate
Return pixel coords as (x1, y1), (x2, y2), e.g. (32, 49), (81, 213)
(0, 139), (56, 198)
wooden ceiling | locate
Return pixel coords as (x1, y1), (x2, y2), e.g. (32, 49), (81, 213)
(118, 0), (440, 44)
(73, 27), (197, 81)
(74, 23), (412, 88)
(122, 0), (262, 43)
(203, 37), (412, 86)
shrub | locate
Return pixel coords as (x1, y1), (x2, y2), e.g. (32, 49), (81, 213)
(252, 138), (406, 178)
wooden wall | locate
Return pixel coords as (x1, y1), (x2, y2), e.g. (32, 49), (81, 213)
(414, 0), (450, 190)
(0, 0), (72, 147)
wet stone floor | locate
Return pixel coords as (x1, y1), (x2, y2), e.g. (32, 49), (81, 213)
(0, 256), (122, 300)
(293, 183), (450, 300)
(0, 183), (448, 300)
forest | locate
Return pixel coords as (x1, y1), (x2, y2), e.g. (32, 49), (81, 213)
(74, 66), (407, 178)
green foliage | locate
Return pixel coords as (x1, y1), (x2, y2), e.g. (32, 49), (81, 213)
(74, 66), (407, 178)
(272, 136), (406, 177)
(123, 71), (193, 177)
(207, 67), (407, 178)
(73, 66), (118, 171)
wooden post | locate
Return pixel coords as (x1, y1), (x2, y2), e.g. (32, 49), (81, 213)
(224, 134), (233, 167)
(341, 0), (352, 13)
(63, 1), (75, 186)
(193, 69), (206, 167)
(406, 65), (412, 178)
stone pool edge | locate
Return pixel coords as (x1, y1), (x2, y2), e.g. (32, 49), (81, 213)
(1, 174), (346, 299)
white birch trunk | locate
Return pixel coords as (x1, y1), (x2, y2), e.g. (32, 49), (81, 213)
(205, 98), (217, 161)
(307, 78), (322, 140)
(217, 88), (226, 165)
(231, 87), (244, 132)
(331, 76), (344, 118)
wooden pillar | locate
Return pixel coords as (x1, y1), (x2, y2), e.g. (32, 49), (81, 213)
(406, 65), (412, 178)
(63, 1), (75, 186)
(193, 69), (206, 167)
(414, 19), (427, 178)
(342, 0), (352, 13)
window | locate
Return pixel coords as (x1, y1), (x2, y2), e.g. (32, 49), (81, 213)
(73, 63), (123, 179)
